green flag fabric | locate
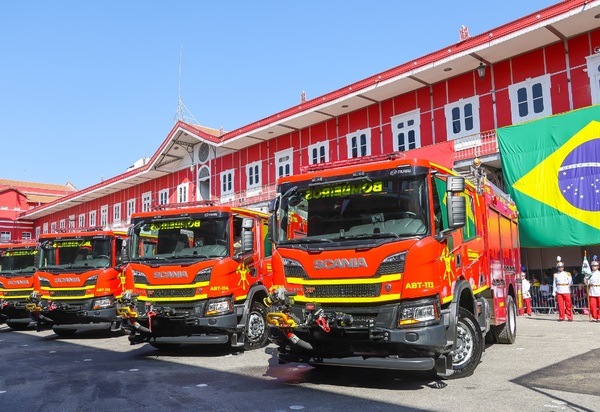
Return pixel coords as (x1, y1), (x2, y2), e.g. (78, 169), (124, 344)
(497, 105), (600, 247)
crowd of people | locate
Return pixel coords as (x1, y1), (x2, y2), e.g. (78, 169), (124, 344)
(521, 257), (600, 322)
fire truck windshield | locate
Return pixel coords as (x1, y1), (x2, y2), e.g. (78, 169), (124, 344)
(38, 238), (112, 269)
(277, 175), (429, 244)
(0, 248), (36, 274)
(130, 217), (229, 260)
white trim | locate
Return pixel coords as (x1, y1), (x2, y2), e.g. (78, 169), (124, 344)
(586, 53), (600, 105)
(444, 96), (480, 140)
(391, 109), (421, 151)
(508, 74), (552, 124)
(246, 160), (262, 190)
(274, 148), (293, 179)
(308, 141), (329, 164)
(221, 169), (234, 196)
(346, 128), (372, 158)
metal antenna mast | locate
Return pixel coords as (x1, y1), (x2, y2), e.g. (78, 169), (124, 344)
(175, 45), (199, 124)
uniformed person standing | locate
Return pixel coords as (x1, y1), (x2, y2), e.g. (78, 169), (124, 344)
(585, 260), (600, 322)
(521, 268), (532, 316)
(553, 257), (573, 321)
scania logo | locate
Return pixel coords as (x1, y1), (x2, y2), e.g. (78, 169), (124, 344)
(313, 258), (368, 270)
(153, 271), (188, 279)
(8, 280), (29, 285)
(56, 278), (80, 283)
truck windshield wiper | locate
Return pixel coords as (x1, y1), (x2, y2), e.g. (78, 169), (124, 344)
(282, 238), (334, 244)
(339, 232), (401, 240)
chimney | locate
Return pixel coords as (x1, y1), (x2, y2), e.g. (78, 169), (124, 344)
(459, 25), (470, 41)
(300, 91), (306, 103)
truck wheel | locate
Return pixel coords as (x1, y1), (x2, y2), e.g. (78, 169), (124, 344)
(495, 295), (517, 344)
(438, 308), (483, 379)
(7, 322), (29, 331)
(244, 301), (268, 350)
(53, 328), (77, 337)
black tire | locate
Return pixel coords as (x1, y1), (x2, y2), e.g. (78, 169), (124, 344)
(243, 301), (268, 350)
(437, 308), (483, 379)
(149, 342), (182, 350)
(495, 295), (517, 344)
(7, 322), (29, 331)
(53, 328), (77, 337)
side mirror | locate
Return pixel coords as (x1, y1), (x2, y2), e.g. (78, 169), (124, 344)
(240, 218), (255, 254)
(447, 195), (466, 229)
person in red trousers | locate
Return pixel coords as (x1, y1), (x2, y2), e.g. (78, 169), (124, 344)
(553, 257), (573, 321)
(586, 260), (600, 322)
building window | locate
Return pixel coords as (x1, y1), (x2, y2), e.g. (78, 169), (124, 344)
(274, 148), (293, 180)
(347, 129), (372, 158)
(177, 183), (188, 203)
(508, 74), (552, 124)
(43, 223), (48, 234)
(586, 53), (600, 105)
(51, 222), (57, 233)
(391, 110), (421, 151)
(308, 141), (329, 164)
(22, 232), (31, 240)
(221, 169), (234, 196)
(142, 192), (152, 212)
(78, 214), (85, 228)
(89, 210), (97, 227)
(114, 203), (121, 223)
(444, 96), (480, 140)
(68, 215), (75, 229)
(1, 232), (10, 242)
(100, 205), (108, 227)
(35, 227), (41, 239)
(159, 189), (169, 205)
(247, 161), (262, 190)
(127, 199), (136, 220)
(59, 219), (66, 231)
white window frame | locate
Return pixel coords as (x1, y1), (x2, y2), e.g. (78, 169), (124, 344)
(444, 96), (481, 140)
(35, 227), (41, 239)
(59, 219), (66, 231)
(274, 148), (293, 180)
(51, 222), (57, 233)
(391, 109), (421, 151)
(78, 214), (85, 228)
(100, 205), (108, 227)
(142, 191), (152, 212)
(89, 210), (97, 227)
(22, 232), (31, 240)
(0, 231), (10, 242)
(246, 161), (262, 190)
(158, 189), (169, 205)
(68, 215), (75, 229)
(508, 74), (552, 124)
(221, 169), (234, 196)
(586, 53), (600, 105)
(43, 223), (48, 235)
(113, 203), (121, 223)
(177, 183), (189, 203)
(127, 199), (136, 220)
(346, 128), (372, 158)
(308, 141), (329, 165)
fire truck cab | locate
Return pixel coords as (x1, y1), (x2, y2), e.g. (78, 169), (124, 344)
(266, 155), (520, 379)
(117, 205), (273, 351)
(0, 241), (38, 330)
(28, 230), (128, 336)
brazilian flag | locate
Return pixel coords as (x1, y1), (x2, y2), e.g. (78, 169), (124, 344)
(497, 105), (600, 247)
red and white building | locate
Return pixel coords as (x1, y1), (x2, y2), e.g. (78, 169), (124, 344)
(9, 0), (600, 269)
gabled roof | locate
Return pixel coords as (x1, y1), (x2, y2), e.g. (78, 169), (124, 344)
(19, 0), (600, 220)
(0, 179), (76, 194)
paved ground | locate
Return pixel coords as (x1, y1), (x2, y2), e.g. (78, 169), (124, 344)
(0, 313), (599, 411)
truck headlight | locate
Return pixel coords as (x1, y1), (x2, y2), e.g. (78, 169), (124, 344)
(398, 299), (439, 327)
(205, 298), (233, 316)
(84, 275), (98, 286)
(92, 296), (114, 309)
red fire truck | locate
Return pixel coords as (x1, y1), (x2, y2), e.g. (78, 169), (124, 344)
(0, 241), (37, 330)
(116, 204), (273, 350)
(265, 155), (520, 379)
(27, 230), (128, 336)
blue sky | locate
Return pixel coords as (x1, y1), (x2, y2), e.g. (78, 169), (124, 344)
(0, 1), (557, 190)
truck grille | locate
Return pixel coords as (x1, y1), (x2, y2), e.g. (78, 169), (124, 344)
(48, 290), (86, 297)
(303, 284), (381, 298)
(146, 288), (196, 298)
(2, 290), (32, 297)
(375, 260), (404, 276)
